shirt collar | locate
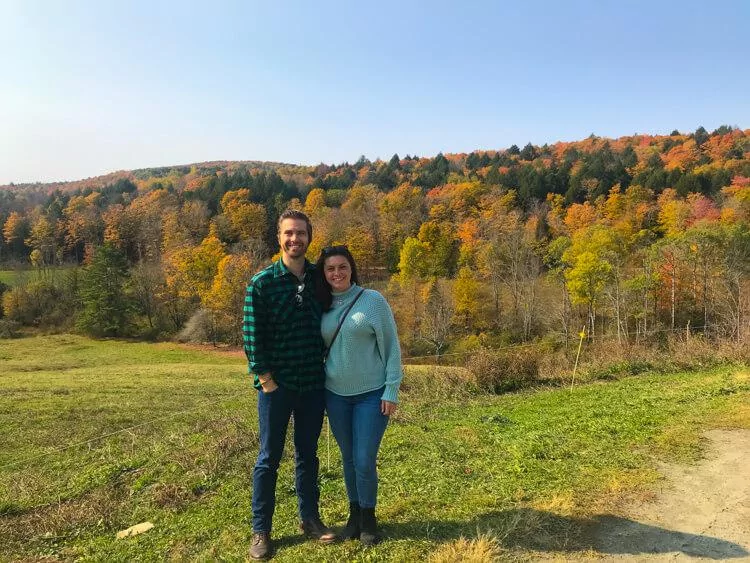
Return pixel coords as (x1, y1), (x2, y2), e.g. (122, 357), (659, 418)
(331, 282), (359, 298)
(273, 257), (314, 279)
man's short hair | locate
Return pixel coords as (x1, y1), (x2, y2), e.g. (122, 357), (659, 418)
(277, 209), (313, 240)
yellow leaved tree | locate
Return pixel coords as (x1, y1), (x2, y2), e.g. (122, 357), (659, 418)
(204, 253), (256, 344)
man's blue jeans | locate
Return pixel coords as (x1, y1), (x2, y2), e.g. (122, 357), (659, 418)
(325, 387), (389, 509)
(252, 385), (325, 533)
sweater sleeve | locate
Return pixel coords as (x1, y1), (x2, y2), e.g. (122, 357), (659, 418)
(372, 292), (403, 403)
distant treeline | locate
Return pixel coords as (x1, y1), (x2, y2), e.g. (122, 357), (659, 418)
(1, 126), (748, 352)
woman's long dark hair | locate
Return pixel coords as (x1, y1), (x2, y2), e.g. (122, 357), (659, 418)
(315, 245), (359, 312)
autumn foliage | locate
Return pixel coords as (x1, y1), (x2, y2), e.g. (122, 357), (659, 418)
(1, 126), (748, 348)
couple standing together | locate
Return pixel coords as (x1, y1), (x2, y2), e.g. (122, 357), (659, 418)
(243, 210), (403, 559)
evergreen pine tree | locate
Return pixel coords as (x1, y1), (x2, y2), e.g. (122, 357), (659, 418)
(77, 244), (132, 337)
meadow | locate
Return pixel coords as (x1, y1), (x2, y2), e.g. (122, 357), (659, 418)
(1, 335), (748, 562)
(0, 266), (80, 288)
(0, 270), (22, 287)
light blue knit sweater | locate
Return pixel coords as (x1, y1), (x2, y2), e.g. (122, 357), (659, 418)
(321, 284), (403, 403)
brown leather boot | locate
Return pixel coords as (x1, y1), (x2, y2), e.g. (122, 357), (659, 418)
(249, 531), (272, 560)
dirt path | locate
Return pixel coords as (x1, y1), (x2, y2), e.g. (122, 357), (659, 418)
(589, 429), (750, 561)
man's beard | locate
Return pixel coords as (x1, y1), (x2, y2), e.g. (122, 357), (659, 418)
(284, 242), (307, 256)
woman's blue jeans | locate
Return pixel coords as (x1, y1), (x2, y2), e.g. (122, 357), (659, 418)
(325, 387), (389, 509)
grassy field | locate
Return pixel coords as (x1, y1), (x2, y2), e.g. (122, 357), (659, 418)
(0, 265), (79, 287)
(1, 335), (748, 562)
(0, 269), (23, 286)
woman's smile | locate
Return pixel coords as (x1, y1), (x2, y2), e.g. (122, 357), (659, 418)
(324, 255), (353, 292)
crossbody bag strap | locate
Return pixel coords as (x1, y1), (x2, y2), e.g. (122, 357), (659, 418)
(324, 288), (366, 362)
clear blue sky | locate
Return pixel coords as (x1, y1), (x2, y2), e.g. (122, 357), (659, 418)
(1, 0), (748, 184)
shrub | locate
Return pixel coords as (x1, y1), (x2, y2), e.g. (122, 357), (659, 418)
(716, 339), (750, 363)
(466, 346), (540, 393)
(176, 309), (211, 343)
(1, 280), (70, 327)
(0, 319), (20, 339)
(451, 334), (486, 356)
(401, 365), (477, 403)
(0, 281), (9, 317)
(668, 335), (729, 369)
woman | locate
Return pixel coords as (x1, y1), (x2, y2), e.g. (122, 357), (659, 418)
(315, 245), (403, 545)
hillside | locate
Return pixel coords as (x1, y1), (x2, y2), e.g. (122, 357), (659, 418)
(2, 126), (748, 202)
(1, 125), (748, 355)
(0, 160), (297, 195)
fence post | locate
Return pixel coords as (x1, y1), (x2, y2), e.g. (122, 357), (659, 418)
(570, 326), (586, 391)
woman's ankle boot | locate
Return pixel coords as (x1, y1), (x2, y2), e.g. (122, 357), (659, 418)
(340, 502), (360, 540)
(359, 507), (380, 545)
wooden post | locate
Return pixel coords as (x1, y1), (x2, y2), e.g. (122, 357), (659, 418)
(570, 326), (586, 391)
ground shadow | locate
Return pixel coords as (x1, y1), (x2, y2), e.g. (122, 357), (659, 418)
(592, 514), (748, 559)
(273, 533), (310, 550)
(382, 508), (748, 560)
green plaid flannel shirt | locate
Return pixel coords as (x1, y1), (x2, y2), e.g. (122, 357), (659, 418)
(242, 259), (324, 391)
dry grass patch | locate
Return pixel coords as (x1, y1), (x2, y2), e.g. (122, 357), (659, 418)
(583, 468), (662, 516)
(532, 492), (574, 515)
(466, 347), (540, 393)
(703, 370), (750, 429)
(150, 483), (194, 510)
(402, 365), (476, 396)
(715, 401), (750, 428)
(397, 364), (476, 423)
(0, 485), (128, 555)
(428, 533), (503, 563)
(451, 426), (481, 447)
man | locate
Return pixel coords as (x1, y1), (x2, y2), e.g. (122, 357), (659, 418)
(243, 209), (334, 560)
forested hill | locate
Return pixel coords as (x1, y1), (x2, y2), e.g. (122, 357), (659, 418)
(2, 124), (749, 267)
(1, 125), (749, 347)
(2, 125), (748, 263)
(3, 125), (748, 206)
(0, 160), (291, 197)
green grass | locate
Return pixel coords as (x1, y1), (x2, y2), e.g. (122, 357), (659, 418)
(0, 335), (748, 561)
(0, 265), (79, 287)
(0, 269), (22, 286)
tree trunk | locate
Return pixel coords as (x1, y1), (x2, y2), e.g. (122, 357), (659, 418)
(671, 268), (676, 331)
